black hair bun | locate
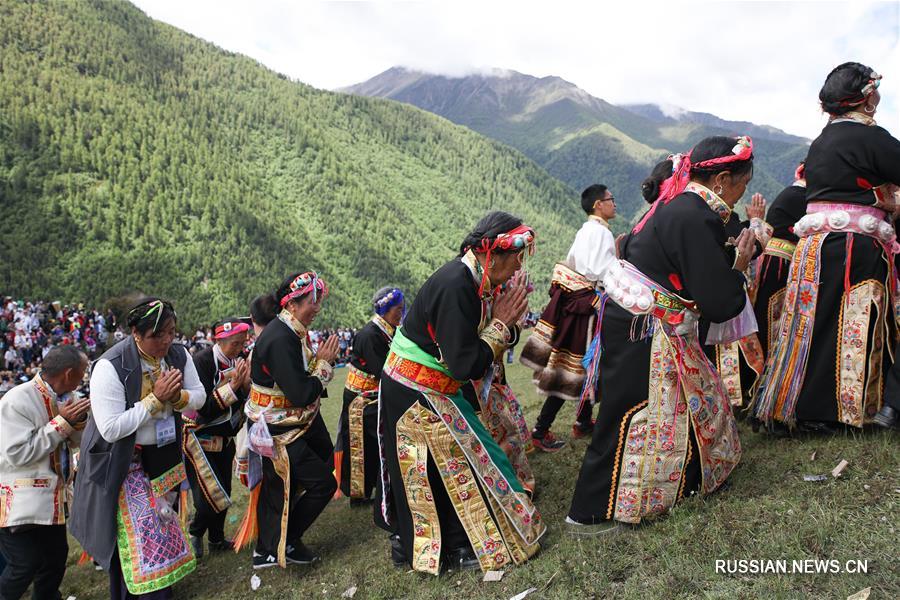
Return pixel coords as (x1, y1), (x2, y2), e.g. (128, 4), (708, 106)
(641, 179), (660, 204)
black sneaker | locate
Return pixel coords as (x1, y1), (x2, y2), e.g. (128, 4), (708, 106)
(208, 538), (234, 552)
(190, 535), (204, 559)
(444, 546), (479, 571)
(873, 405), (899, 430)
(389, 534), (407, 569)
(564, 516), (621, 536)
(252, 552), (278, 569)
(797, 420), (843, 435)
(285, 541), (320, 565)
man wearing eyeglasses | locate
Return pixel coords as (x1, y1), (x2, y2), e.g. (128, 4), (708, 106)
(521, 184), (617, 451)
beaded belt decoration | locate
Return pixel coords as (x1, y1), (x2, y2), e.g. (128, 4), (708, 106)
(603, 260), (697, 325)
(794, 202), (897, 250)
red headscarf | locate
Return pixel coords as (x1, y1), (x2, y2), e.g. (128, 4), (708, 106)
(467, 224), (536, 298)
(632, 136), (754, 234)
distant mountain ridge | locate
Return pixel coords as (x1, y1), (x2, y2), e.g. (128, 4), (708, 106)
(622, 103), (807, 145)
(343, 67), (810, 221)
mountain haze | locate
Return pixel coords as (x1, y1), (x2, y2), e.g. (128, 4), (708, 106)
(0, 0), (583, 327)
(343, 67), (810, 220)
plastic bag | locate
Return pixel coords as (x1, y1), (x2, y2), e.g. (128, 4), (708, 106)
(157, 490), (178, 523)
(248, 407), (274, 458)
(705, 293), (758, 345)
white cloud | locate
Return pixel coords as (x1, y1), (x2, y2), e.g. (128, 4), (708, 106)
(131, 0), (899, 139)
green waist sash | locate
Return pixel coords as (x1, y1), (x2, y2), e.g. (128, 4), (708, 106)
(387, 328), (524, 493)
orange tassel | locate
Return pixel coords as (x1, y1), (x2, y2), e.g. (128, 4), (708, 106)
(233, 485), (261, 552)
(78, 551), (92, 566)
(332, 451), (343, 499)
(179, 488), (190, 529)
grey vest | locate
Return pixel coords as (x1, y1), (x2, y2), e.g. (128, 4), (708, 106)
(69, 336), (188, 571)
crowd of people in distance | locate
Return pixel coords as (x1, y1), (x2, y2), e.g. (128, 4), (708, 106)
(0, 299), (115, 396)
(0, 298), (362, 402)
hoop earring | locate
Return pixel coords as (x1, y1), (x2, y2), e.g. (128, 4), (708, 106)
(489, 258), (496, 268)
(713, 184), (725, 196)
(864, 104), (875, 114)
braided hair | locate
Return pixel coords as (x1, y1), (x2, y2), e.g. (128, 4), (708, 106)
(127, 297), (177, 335)
(458, 211), (524, 256)
(690, 136), (754, 180)
(819, 62), (878, 116)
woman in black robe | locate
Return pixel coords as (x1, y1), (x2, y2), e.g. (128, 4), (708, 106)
(755, 62), (900, 432)
(567, 136), (756, 530)
(236, 272), (340, 569)
(184, 317), (250, 557)
(334, 287), (404, 502)
(378, 212), (545, 574)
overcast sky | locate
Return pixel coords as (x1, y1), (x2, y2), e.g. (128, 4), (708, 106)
(132, 0), (899, 140)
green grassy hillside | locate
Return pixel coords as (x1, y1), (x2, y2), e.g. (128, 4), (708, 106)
(0, 0), (582, 327)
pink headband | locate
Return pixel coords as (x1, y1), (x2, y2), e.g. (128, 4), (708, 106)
(633, 136), (753, 234)
(214, 321), (250, 340)
(279, 271), (329, 307)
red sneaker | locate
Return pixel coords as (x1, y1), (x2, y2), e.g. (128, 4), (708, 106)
(532, 431), (566, 452)
(571, 422), (594, 439)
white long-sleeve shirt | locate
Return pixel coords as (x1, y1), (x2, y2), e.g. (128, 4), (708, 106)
(0, 375), (81, 526)
(89, 348), (205, 445)
(565, 216), (617, 284)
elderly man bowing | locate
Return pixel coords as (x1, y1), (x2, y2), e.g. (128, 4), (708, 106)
(0, 346), (90, 600)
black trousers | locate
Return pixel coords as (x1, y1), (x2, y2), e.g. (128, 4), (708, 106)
(883, 339), (900, 411)
(255, 414), (337, 556)
(186, 438), (235, 542)
(379, 376), (471, 566)
(0, 524), (68, 600)
(533, 395), (594, 437)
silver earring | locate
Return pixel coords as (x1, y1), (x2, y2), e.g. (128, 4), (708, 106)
(864, 104), (875, 114)
(713, 184), (724, 196)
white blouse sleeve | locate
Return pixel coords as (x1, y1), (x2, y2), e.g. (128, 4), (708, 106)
(178, 350), (206, 411)
(89, 359), (152, 443)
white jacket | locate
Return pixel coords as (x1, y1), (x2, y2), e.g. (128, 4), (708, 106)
(0, 374), (83, 527)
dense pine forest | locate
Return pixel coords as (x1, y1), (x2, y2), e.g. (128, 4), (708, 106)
(0, 0), (583, 327)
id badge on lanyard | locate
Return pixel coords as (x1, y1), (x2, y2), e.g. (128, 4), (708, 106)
(156, 415), (177, 446)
